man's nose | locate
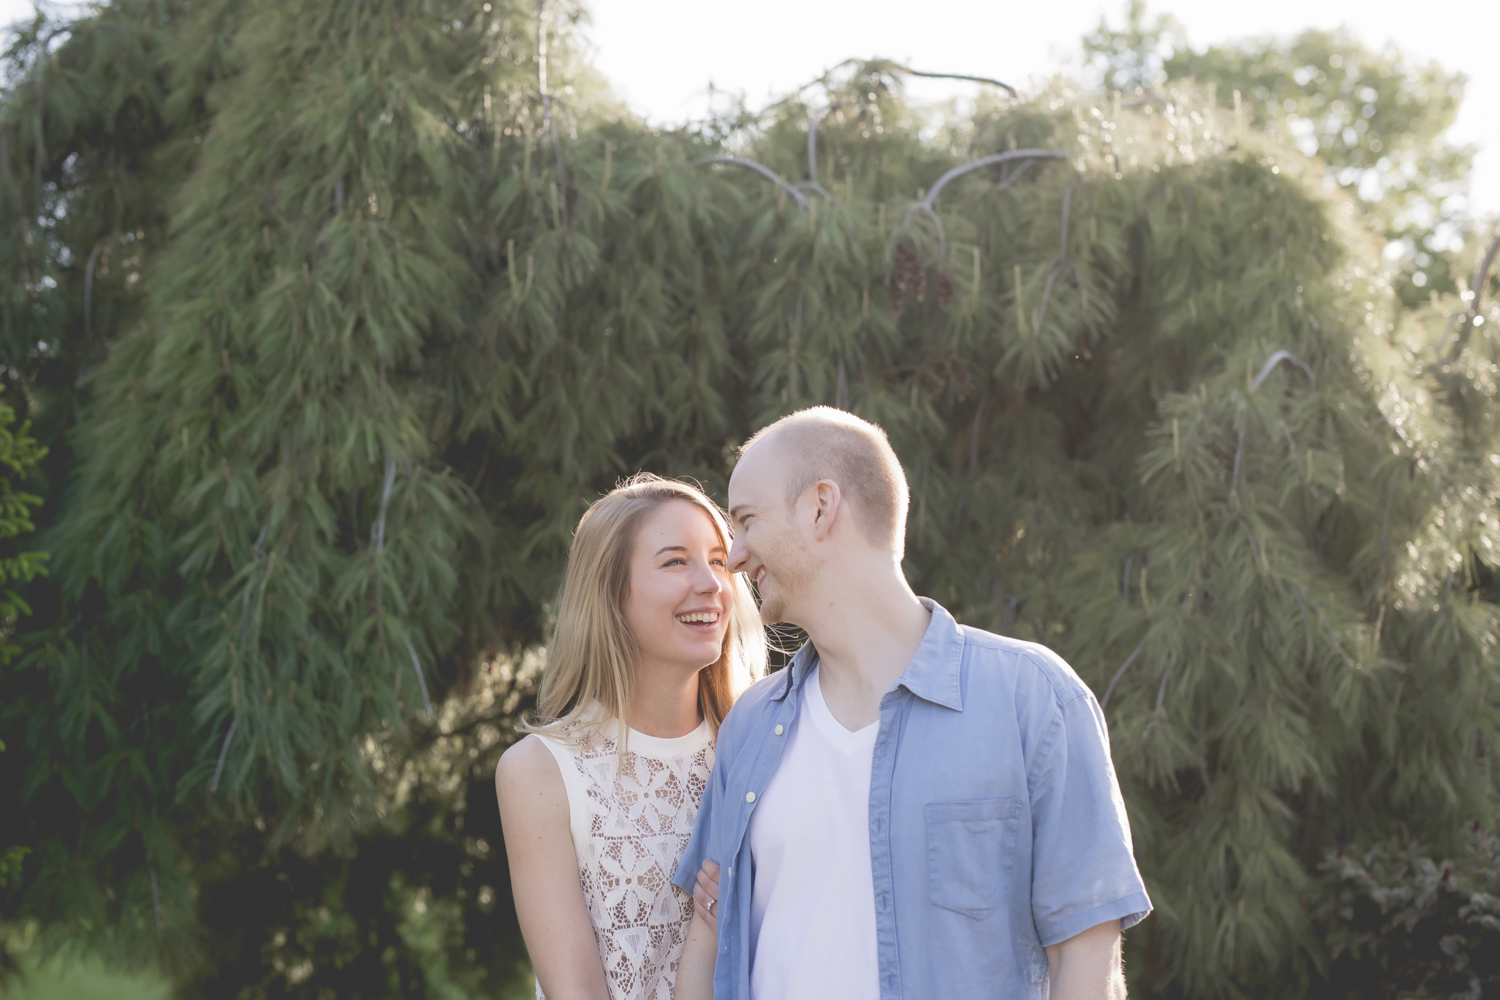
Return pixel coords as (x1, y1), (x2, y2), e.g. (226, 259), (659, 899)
(728, 537), (749, 575)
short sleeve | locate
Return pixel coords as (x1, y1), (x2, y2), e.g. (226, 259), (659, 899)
(1028, 687), (1153, 946)
(673, 736), (728, 895)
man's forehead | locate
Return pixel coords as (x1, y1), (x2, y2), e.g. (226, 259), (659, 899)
(728, 438), (780, 498)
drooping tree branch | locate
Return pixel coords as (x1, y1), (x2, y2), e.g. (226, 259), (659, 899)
(535, 0), (567, 223)
(1033, 179), (1081, 334)
(210, 717), (237, 794)
(886, 63), (1018, 99)
(801, 103), (857, 203)
(788, 57), (1018, 101)
(405, 638), (433, 717)
(898, 149), (1066, 260)
(1443, 230), (1500, 364)
(692, 156), (810, 212)
(1101, 634), (1148, 711)
(1250, 349), (1315, 392)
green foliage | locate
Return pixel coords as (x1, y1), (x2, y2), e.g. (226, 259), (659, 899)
(0, 384), (48, 984)
(0, 948), (169, 1000)
(1082, 0), (1186, 94)
(173, 660), (540, 999)
(1085, 2), (1474, 304)
(1, 0), (1498, 997)
(1311, 821), (1500, 997)
(0, 400), (47, 658)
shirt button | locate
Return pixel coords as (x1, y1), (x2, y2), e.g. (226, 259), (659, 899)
(727, 866), (733, 876)
(774, 724), (784, 736)
(745, 791), (757, 803)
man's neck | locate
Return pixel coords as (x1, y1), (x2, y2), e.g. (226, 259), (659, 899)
(795, 557), (931, 732)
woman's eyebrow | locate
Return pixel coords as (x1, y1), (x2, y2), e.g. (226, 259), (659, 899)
(654, 544), (728, 556)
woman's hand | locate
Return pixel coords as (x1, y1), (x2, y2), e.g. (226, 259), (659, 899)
(692, 859), (721, 927)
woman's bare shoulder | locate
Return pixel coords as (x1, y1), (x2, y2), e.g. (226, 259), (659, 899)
(494, 733), (564, 802)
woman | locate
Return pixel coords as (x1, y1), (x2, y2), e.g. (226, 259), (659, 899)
(495, 474), (763, 1000)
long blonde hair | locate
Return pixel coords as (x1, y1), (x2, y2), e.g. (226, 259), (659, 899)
(524, 474), (765, 743)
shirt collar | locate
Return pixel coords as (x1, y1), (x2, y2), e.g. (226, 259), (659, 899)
(770, 641), (817, 702)
(768, 597), (964, 712)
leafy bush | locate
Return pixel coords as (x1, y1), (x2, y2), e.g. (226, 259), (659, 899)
(1312, 822), (1500, 998)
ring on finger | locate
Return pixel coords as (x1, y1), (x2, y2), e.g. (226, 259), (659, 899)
(707, 898), (716, 914)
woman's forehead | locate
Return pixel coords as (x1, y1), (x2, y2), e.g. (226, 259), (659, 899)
(637, 500), (723, 544)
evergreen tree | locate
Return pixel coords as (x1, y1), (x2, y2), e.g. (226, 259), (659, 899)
(1084, 0), (1476, 304)
(1, 0), (1498, 996)
(0, 396), (46, 981)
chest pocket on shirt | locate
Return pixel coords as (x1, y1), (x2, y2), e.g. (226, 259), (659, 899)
(924, 798), (1021, 918)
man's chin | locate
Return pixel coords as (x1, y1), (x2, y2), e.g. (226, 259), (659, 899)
(756, 597), (788, 626)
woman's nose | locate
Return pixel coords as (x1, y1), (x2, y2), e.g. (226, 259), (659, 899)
(693, 560), (726, 593)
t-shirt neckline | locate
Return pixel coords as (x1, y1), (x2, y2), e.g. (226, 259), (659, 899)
(805, 667), (879, 751)
(625, 716), (712, 757)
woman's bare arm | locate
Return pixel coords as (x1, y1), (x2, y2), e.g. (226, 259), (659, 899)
(495, 735), (609, 1000)
(674, 907), (717, 1000)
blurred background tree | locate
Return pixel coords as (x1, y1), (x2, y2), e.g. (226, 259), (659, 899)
(1084, 0), (1476, 305)
(1, 0), (1497, 997)
(0, 397), (47, 983)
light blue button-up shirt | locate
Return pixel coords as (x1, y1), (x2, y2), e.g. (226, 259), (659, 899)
(673, 599), (1152, 999)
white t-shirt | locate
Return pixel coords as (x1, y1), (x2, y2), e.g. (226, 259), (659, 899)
(748, 666), (880, 1000)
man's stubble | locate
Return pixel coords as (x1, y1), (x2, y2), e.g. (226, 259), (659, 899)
(753, 526), (820, 626)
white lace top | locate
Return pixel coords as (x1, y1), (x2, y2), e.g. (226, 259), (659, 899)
(532, 716), (714, 1000)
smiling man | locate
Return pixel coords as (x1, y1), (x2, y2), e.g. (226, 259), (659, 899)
(672, 406), (1151, 1000)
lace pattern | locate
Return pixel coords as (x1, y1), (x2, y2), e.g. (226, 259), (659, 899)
(536, 723), (713, 1000)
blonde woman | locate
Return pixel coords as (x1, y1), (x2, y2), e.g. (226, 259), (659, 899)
(495, 474), (763, 1000)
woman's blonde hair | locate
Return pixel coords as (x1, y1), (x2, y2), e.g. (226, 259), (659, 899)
(523, 473), (765, 743)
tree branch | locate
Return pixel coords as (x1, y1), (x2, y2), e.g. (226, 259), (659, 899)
(692, 157), (810, 212)
(1250, 349), (1315, 392)
(406, 638), (433, 717)
(1443, 230), (1500, 364)
(210, 717), (237, 793)
(896, 150), (1067, 260)
(1101, 634), (1148, 711)
(887, 63), (1018, 98)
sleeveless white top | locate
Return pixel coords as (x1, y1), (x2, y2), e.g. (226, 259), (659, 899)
(533, 716), (714, 1000)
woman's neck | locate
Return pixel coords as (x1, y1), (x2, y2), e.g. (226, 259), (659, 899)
(626, 659), (703, 739)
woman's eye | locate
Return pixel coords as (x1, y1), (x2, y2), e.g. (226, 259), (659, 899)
(663, 557), (685, 567)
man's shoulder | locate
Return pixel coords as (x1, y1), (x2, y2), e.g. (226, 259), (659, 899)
(718, 669), (788, 749)
(956, 624), (1096, 710)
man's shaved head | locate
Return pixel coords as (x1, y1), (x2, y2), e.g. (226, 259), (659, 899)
(738, 407), (909, 556)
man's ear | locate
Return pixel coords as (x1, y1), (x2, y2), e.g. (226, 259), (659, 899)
(811, 480), (843, 542)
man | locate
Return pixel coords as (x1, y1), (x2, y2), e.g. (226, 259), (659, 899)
(672, 406), (1151, 999)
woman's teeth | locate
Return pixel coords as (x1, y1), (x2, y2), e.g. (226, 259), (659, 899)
(676, 612), (720, 624)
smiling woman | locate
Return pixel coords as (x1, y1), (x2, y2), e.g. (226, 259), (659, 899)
(494, 474), (764, 1000)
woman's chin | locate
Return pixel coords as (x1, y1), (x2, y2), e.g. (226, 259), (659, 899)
(680, 640), (727, 670)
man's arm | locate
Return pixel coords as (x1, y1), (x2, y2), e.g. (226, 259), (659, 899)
(1044, 920), (1125, 1000)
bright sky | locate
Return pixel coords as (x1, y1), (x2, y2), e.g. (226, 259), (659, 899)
(582, 0), (1500, 221)
(2, 0), (1495, 219)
